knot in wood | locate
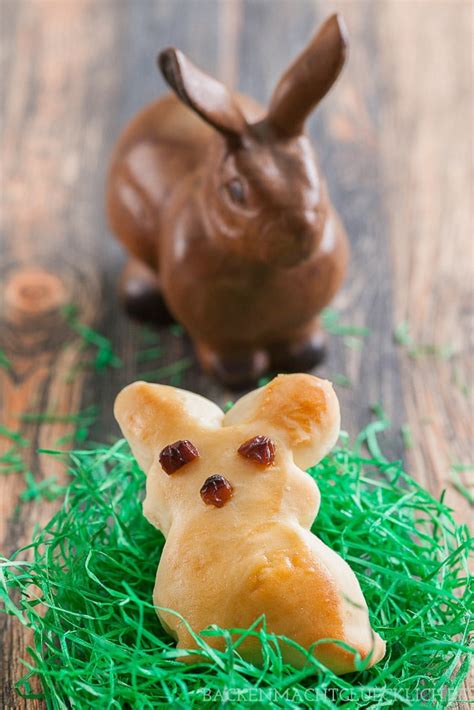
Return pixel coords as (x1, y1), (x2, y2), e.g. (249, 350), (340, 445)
(5, 268), (67, 318)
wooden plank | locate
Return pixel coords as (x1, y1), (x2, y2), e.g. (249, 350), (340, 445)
(375, 0), (473, 521)
(238, 0), (406, 458)
(375, 6), (473, 704)
(0, 1), (123, 706)
(89, 0), (227, 444)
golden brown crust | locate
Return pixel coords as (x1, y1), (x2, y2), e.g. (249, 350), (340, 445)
(114, 374), (385, 673)
(252, 373), (328, 444)
(223, 373), (340, 469)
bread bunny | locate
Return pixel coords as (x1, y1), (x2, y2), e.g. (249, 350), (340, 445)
(107, 14), (349, 387)
(114, 373), (385, 673)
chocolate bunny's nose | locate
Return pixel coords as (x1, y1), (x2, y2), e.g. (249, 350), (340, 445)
(262, 222), (317, 267)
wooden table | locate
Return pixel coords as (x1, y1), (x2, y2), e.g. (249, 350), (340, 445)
(1, 1), (472, 707)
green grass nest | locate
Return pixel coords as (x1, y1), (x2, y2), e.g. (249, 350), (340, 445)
(1, 424), (472, 709)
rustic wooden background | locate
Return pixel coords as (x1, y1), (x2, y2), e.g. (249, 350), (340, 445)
(0, 0), (472, 707)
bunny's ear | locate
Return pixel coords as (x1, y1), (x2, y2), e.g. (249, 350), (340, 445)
(158, 48), (247, 139)
(114, 381), (223, 473)
(223, 374), (340, 469)
(266, 14), (348, 137)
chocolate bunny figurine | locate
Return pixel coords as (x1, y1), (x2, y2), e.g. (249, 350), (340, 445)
(107, 14), (349, 387)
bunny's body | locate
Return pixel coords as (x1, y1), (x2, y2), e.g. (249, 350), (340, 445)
(107, 15), (349, 386)
(115, 374), (385, 673)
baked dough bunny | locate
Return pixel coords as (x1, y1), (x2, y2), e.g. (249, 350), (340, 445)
(114, 373), (385, 674)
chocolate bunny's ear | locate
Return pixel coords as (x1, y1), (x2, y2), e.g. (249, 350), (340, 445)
(158, 48), (247, 139)
(266, 14), (348, 137)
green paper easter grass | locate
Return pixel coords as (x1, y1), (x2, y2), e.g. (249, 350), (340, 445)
(322, 308), (371, 339)
(0, 348), (12, 371)
(138, 356), (193, 383)
(61, 304), (123, 379)
(0, 424), (30, 475)
(1, 421), (472, 709)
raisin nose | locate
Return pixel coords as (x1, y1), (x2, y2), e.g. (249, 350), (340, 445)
(200, 475), (233, 508)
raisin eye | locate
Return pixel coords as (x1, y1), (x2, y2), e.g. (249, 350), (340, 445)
(159, 440), (199, 475)
(238, 435), (276, 466)
(200, 475), (233, 508)
(226, 178), (245, 205)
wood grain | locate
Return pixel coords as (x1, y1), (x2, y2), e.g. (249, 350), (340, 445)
(376, 0), (473, 526)
(0, 1), (121, 705)
(0, 0), (471, 707)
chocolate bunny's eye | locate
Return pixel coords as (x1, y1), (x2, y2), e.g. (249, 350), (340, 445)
(225, 178), (246, 205)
